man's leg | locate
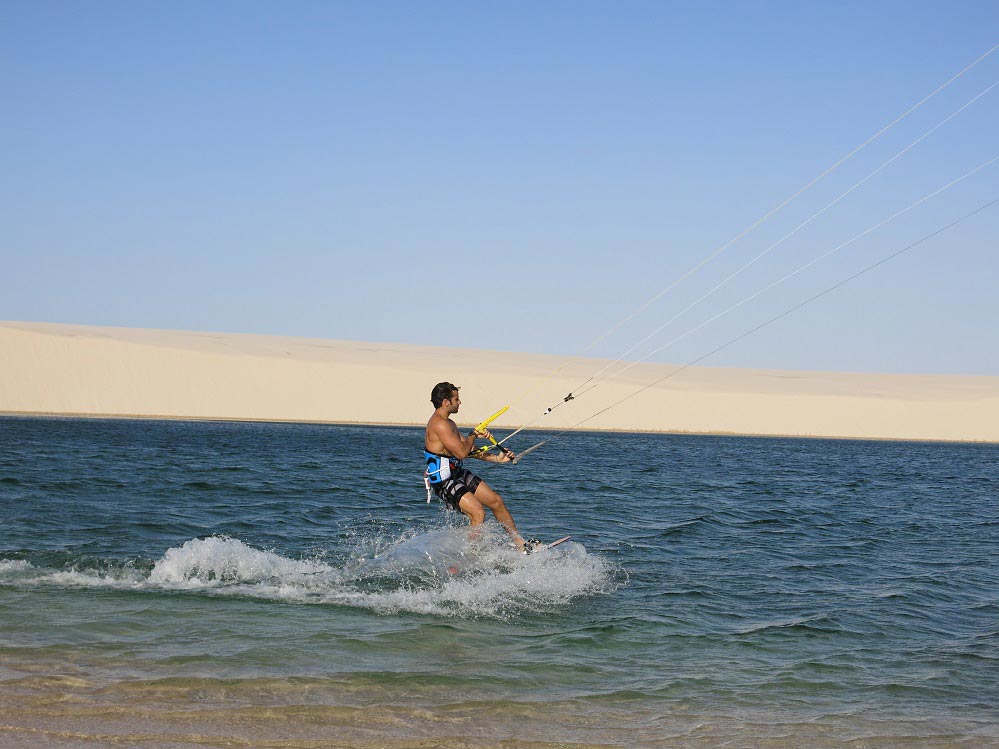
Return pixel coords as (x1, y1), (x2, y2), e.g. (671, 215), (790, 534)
(456, 493), (487, 525)
(458, 480), (525, 551)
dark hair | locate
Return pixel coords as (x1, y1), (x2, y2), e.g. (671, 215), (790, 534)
(431, 382), (459, 408)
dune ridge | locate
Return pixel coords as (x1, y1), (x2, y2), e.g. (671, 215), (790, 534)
(2, 321), (997, 443)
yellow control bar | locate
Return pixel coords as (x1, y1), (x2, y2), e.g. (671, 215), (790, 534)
(475, 406), (509, 432)
(471, 406), (512, 456)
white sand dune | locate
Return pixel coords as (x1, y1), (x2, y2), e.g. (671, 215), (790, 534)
(1, 321), (997, 442)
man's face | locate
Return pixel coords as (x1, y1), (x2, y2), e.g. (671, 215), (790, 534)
(444, 391), (461, 413)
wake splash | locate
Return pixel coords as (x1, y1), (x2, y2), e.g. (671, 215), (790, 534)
(0, 528), (616, 619)
(148, 536), (329, 587)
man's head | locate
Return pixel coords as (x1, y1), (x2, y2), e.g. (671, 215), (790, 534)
(431, 382), (460, 409)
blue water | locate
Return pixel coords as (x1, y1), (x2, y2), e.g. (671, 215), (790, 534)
(1, 416), (997, 747)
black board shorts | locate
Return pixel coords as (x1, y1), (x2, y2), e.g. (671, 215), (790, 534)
(431, 467), (482, 512)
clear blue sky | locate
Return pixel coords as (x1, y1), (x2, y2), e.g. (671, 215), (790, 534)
(3, 2), (997, 375)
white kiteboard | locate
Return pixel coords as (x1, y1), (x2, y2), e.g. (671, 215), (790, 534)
(543, 535), (572, 550)
(442, 535), (574, 574)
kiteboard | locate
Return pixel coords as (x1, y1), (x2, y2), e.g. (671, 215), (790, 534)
(441, 535), (573, 574)
(522, 535), (571, 554)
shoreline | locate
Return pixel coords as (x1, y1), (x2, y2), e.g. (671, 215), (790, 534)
(4, 409), (997, 446)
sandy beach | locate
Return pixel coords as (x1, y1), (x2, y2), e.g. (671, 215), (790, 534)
(1, 320), (997, 442)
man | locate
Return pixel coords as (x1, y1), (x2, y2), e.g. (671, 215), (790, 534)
(424, 382), (527, 552)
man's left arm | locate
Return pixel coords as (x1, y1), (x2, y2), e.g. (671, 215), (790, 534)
(470, 450), (513, 464)
(467, 428), (514, 463)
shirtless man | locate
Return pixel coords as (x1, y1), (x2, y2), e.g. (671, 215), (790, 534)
(424, 382), (526, 552)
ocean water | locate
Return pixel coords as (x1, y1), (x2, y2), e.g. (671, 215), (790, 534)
(0, 416), (997, 748)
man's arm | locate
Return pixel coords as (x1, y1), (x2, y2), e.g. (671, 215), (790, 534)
(469, 449), (514, 464)
(466, 428), (514, 463)
(433, 419), (478, 459)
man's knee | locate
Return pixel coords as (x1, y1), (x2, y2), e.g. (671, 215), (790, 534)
(473, 481), (502, 506)
(458, 494), (486, 524)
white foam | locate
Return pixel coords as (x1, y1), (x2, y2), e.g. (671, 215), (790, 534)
(310, 526), (618, 618)
(34, 568), (147, 589)
(4, 530), (618, 619)
(1, 558), (148, 589)
(147, 536), (331, 588)
(0, 559), (34, 573)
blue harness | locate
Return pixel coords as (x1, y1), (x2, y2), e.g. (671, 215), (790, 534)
(424, 450), (461, 485)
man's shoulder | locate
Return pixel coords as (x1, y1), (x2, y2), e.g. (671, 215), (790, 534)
(429, 413), (456, 430)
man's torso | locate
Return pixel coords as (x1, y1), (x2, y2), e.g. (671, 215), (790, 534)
(424, 414), (460, 457)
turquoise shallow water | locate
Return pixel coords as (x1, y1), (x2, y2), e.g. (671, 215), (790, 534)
(0, 416), (997, 747)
